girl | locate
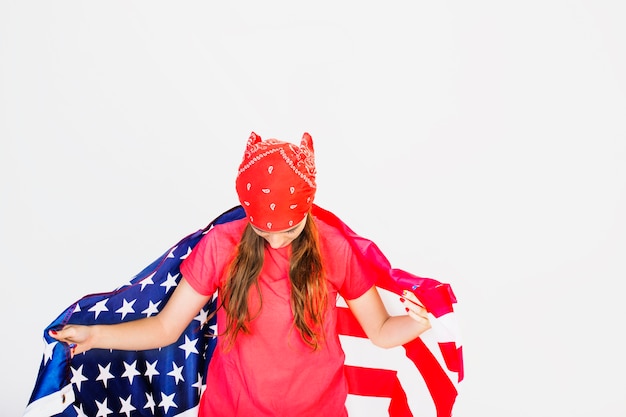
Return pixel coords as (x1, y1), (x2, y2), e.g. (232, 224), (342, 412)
(50, 132), (431, 416)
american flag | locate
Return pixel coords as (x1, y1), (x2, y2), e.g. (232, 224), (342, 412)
(24, 205), (463, 417)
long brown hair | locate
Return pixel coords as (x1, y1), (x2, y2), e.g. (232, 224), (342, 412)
(220, 214), (327, 349)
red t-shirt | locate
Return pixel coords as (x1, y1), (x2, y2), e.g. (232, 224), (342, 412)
(180, 216), (375, 416)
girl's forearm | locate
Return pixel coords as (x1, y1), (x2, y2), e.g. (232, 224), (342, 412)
(373, 314), (431, 349)
(90, 316), (182, 351)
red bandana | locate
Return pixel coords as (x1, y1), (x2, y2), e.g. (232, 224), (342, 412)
(235, 132), (316, 232)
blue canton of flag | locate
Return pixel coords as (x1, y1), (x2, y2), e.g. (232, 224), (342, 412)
(24, 207), (246, 417)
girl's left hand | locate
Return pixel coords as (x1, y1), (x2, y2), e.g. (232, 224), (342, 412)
(401, 290), (431, 327)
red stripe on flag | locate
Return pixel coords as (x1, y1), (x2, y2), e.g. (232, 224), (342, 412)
(404, 338), (458, 417)
(439, 342), (464, 382)
(337, 306), (367, 338)
(344, 365), (413, 417)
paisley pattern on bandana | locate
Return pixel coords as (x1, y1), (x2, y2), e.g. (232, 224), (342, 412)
(235, 132), (316, 231)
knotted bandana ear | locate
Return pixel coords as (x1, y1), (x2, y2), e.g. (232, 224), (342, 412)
(235, 132), (316, 231)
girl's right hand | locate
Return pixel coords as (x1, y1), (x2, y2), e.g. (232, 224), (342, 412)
(49, 325), (95, 357)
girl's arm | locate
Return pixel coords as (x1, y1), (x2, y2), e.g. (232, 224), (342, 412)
(346, 286), (430, 349)
(49, 277), (211, 355)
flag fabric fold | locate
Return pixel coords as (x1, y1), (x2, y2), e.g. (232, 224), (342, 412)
(25, 205), (463, 417)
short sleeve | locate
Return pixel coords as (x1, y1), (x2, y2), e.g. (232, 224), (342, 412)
(337, 244), (376, 300)
(317, 219), (376, 301)
(180, 231), (220, 296)
(180, 220), (245, 296)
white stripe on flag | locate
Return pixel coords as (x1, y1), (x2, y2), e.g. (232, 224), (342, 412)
(346, 394), (392, 416)
(341, 334), (437, 417)
(23, 384), (74, 417)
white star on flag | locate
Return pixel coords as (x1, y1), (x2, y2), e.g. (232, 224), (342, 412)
(43, 339), (57, 364)
(73, 403), (88, 417)
(179, 335), (199, 359)
(159, 392), (178, 413)
(144, 392), (156, 414)
(119, 395), (136, 417)
(88, 299), (109, 319)
(122, 360), (141, 384)
(142, 300), (161, 317)
(168, 361), (185, 384)
(115, 298), (136, 320)
(144, 359), (160, 383)
(71, 364), (89, 391)
(96, 363), (114, 388)
(194, 308), (209, 325)
(192, 372), (204, 395)
(95, 398), (113, 417)
(139, 272), (155, 291)
(160, 272), (179, 293)
(180, 246), (193, 259)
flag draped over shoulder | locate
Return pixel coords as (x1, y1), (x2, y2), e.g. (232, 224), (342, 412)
(24, 205), (463, 417)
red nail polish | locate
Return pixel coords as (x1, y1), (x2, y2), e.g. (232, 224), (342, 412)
(399, 297), (405, 303)
(50, 330), (57, 335)
(405, 307), (409, 312)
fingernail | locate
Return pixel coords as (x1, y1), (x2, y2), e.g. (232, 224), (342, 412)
(405, 307), (410, 312)
(399, 297), (405, 303)
(50, 330), (57, 335)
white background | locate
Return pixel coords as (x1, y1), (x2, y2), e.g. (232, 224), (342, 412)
(2, 2), (625, 416)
